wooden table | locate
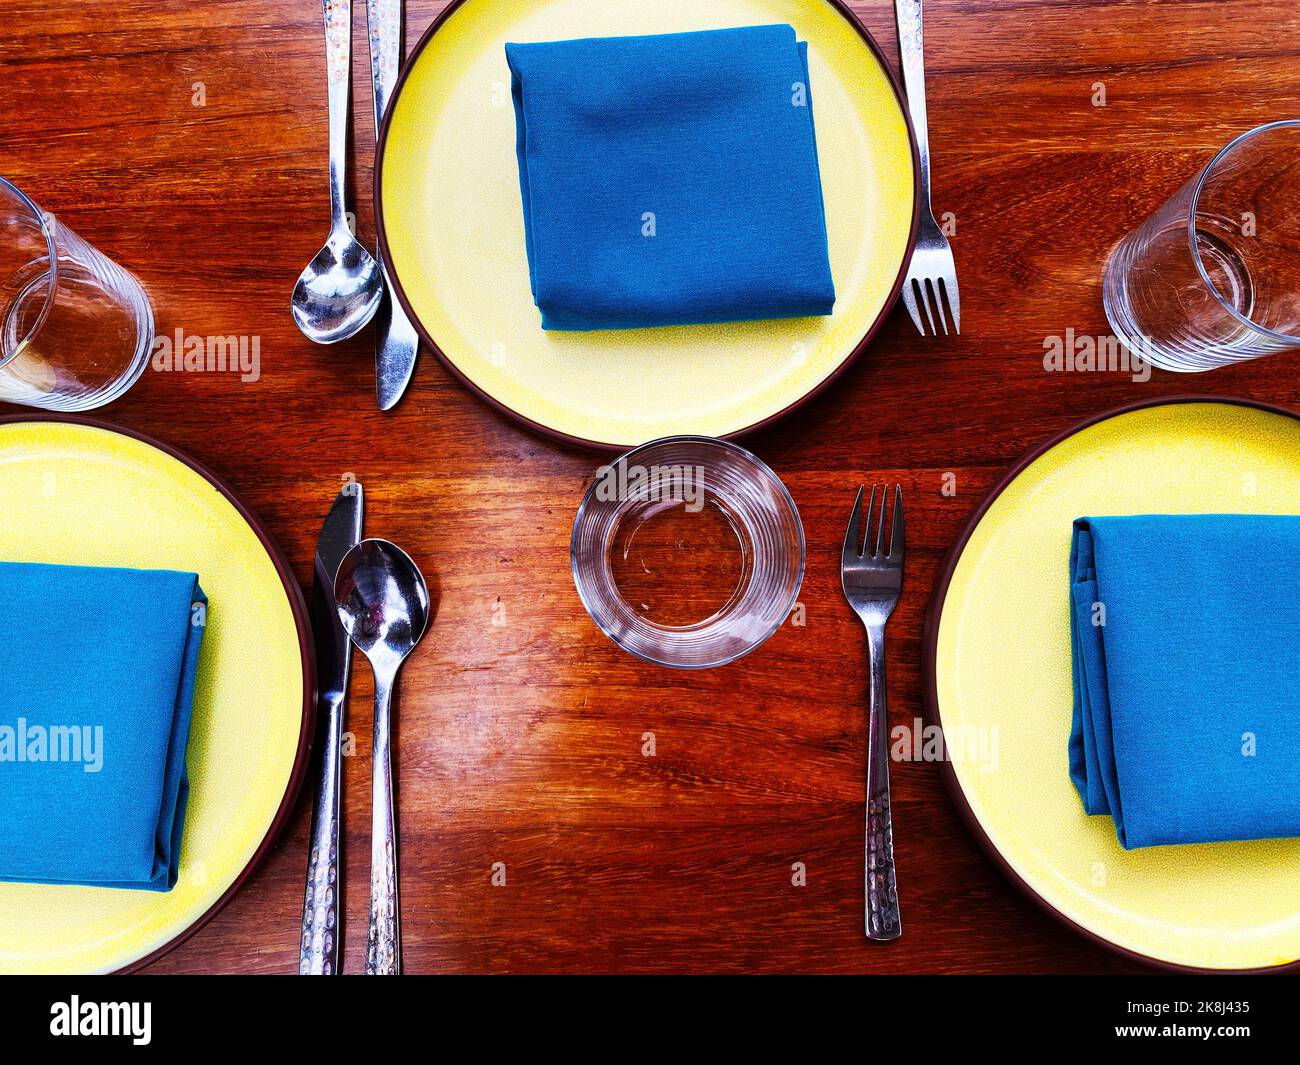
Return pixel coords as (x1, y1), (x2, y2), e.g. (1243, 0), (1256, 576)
(4, 0), (1298, 975)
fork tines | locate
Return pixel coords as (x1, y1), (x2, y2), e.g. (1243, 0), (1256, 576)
(902, 273), (960, 337)
(843, 484), (905, 563)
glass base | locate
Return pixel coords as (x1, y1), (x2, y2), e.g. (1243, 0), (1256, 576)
(0, 268), (154, 412)
(1103, 234), (1217, 374)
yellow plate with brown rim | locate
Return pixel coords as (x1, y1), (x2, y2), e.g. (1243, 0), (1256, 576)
(0, 418), (310, 974)
(377, 0), (917, 449)
(927, 399), (1300, 972)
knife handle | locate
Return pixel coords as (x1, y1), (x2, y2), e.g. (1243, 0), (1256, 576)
(300, 692), (345, 974)
(366, 674), (401, 975)
(366, 0), (402, 131)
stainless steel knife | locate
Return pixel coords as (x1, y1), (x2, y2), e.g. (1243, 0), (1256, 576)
(367, 0), (419, 411)
(299, 482), (364, 975)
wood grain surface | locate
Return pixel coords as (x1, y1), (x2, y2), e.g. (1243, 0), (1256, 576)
(3, 0), (1299, 975)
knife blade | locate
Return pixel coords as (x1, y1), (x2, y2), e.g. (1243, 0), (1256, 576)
(367, 0), (419, 411)
(373, 268), (419, 411)
(299, 482), (364, 975)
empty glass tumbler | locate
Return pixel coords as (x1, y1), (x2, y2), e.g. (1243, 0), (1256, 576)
(1, 177), (153, 410)
(571, 437), (805, 670)
(1103, 120), (1300, 372)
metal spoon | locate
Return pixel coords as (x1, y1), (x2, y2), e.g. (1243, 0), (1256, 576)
(334, 538), (429, 975)
(292, 0), (383, 345)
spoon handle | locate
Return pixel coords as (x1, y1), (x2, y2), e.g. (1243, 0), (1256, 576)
(365, 672), (400, 975)
(321, 0), (352, 233)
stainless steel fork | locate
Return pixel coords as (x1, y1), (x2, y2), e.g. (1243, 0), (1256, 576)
(896, 0), (960, 336)
(841, 485), (904, 941)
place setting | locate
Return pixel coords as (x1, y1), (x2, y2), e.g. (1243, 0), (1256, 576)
(1, 0), (1300, 987)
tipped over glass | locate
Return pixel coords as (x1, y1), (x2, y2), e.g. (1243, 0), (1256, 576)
(1103, 120), (1300, 372)
(0, 176), (153, 410)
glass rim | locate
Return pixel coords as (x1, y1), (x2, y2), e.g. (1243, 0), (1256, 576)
(1187, 119), (1300, 344)
(0, 176), (58, 367)
(570, 434), (807, 671)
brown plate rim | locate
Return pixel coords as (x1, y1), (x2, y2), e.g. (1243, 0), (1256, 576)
(374, 0), (922, 453)
(921, 393), (1300, 975)
(0, 412), (316, 975)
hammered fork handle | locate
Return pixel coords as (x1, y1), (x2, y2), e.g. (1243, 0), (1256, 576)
(895, 0), (933, 199)
(864, 622), (901, 940)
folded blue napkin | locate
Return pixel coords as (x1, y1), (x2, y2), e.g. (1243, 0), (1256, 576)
(1069, 516), (1300, 849)
(0, 561), (206, 891)
(505, 24), (836, 331)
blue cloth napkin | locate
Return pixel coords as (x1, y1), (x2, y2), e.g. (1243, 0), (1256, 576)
(1069, 516), (1300, 849)
(505, 24), (836, 331)
(0, 561), (207, 890)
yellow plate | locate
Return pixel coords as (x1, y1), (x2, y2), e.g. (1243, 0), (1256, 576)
(0, 418), (310, 974)
(377, 0), (917, 449)
(929, 399), (1300, 972)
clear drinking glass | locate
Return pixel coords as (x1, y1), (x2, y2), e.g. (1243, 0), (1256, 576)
(0, 177), (153, 410)
(1103, 120), (1300, 371)
(571, 437), (805, 670)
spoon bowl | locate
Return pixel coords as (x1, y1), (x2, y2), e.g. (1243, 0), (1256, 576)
(334, 538), (430, 665)
(291, 229), (384, 345)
